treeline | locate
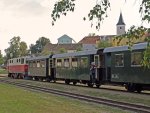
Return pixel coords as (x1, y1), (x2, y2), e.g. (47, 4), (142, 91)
(0, 36), (50, 65)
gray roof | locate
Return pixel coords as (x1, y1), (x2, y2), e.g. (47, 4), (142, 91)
(117, 12), (125, 25)
(104, 42), (148, 53)
(27, 55), (51, 61)
(52, 49), (98, 58)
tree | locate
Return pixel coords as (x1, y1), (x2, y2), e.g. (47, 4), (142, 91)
(59, 48), (67, 53)
(41, 49), (52, 55)
(97, 40), (112, 48)
(5, 36), (28, 60)
(51, 0), (150, 68)
(29, 37), (50, 55)
(0, 50), (4, 65)
(20, 41), (28, 56)
(76, 45), (82, 51)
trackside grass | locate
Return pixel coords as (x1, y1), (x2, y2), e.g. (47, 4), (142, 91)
(0, 83), (131, 113)
(0, 68), (8, 74)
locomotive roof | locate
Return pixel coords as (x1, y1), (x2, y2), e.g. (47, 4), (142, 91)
(52, 49), (99, 58)
(104, 42), (148, 53)
(27, 55), (51, 61)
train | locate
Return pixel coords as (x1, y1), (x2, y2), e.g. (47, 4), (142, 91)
(7, 42), (150, 92)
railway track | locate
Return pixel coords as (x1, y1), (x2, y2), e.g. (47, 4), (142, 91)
(0, 79), (150, 113)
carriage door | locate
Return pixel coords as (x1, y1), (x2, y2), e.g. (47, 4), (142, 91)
(94, 55), (100, 80)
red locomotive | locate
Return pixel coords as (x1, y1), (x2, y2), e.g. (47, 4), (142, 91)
(7, 57), (28, 79)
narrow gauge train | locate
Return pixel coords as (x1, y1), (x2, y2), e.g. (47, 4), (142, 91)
(7, 42), (150, 92)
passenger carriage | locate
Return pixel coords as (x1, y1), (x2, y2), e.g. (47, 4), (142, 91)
(104, 42), (150, 92)
(7, 56), (28, 78)
(52, 49), (105, 87)
(26, 55), (54, 81)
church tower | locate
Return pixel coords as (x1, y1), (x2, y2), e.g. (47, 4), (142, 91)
(116, 12), (125, 35)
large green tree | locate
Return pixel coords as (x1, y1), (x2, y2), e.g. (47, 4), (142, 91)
(30, 37), (50, 55)
(97, 40), (112, 48)
(5, 36), (28, 60)
(0, 50), (4, 65)
(20, 41), (28, 56)
(51, 0), (150, 68)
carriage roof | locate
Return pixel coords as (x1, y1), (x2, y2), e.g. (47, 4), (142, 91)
(52, 49), (99, 58)
(103, 42), (148, 53)
(27, 55), (51, 61)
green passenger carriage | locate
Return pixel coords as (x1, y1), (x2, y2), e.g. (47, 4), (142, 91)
(104, 42), (150, 92)
(52, 49), (105, 87)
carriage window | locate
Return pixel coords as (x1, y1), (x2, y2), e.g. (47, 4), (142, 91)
(57, 59), (62, 67)
(115, 54), (124, 67)
(37, 61), (40, 67)
(33, 61), (36, 67)
(64, 58), (70, 67)
(21, 58), (24, 64)
(94, 55), (100, 67)
(40, 60), (45, 67)
(72, 58), (78, 67)
(131, 52), (142, 66)
(81, 57), (88, 67)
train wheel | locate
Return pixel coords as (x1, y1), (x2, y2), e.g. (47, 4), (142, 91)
(126, 83), (135, 92)
(65, 80), (70, 84)
(88, 83), (93, 87)
(136, 85), (142, 93)
(73, 81), (77, 85)
(96, 84), (100, 88)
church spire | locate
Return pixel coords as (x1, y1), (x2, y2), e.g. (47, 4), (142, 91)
(117, 12), (125, 25)
(116, 11), (126, 35)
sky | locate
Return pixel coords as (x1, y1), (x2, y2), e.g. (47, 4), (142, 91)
(0, 0), (149, 55)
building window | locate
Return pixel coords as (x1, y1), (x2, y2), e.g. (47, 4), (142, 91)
(120, 27), (122, 29)
(115, 54), (124, 67)
(131, 52), (142, 67)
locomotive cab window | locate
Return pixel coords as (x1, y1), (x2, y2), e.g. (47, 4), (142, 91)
(115, 54), (124, 67)
(21, 58), (24, 64)
(64, 58), (70, 67)
(131, 52), (142, 67)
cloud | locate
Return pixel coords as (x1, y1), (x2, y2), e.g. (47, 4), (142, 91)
(0, 0), (48, 17)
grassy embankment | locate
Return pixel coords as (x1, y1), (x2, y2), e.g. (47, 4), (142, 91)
(17, 79), (150, 106)
(0, 83), (130, 113)
(0, 68), (7, 74)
